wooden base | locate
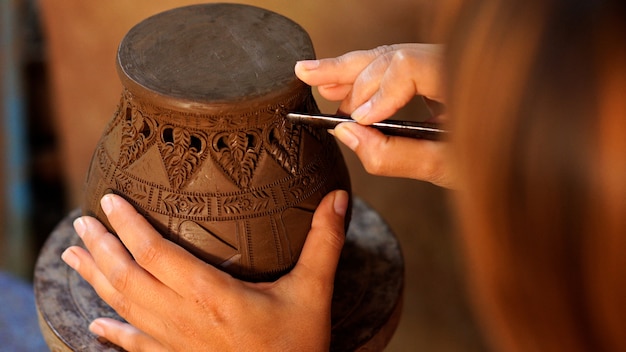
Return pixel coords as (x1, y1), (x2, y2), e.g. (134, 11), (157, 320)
(34, 197), (404, 351)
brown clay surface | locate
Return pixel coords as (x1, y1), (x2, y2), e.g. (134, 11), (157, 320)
(35, 199), (403, 352)
(82, 4), (351, 282)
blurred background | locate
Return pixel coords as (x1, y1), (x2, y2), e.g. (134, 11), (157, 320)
(0, 0), (487, 350)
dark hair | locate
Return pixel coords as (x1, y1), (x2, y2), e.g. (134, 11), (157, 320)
(445, 0), (626, 351)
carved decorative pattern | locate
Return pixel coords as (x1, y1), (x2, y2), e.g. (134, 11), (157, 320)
(264, 113), (301, 175)
(222, 190), (271, 215)
(118, 104), (158, 170)
(288, 174), (312, 200)
(286, 157), (327, 204)
(210, 130), (262, 189)
(111, 89), (326, 190)
(119, 89), (309, 128)
(159, 125), (209, 189)
(300, 94), (325, 142)
(113, 172), (150, 201)
(78, 2), (356, 283)
(95, 145), (110, 177)
(91, 139), (337, 221)
(161, 193), (209, 216)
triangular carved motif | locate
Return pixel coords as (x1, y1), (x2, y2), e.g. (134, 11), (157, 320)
(158, 126), (209, 189)
(118, 106), (158, 170)
(264, 117), (301, 175)
(299, 94), (325, 142)
(210, 130), (262, 189)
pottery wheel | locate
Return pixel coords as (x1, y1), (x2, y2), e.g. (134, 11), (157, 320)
(34, 198), (403, 351)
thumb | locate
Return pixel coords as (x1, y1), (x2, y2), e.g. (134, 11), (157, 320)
(333, 122), (454, 187)
(290, 190), (348, 287)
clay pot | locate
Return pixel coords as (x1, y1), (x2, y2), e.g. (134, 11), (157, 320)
(82, 3), (351, 282)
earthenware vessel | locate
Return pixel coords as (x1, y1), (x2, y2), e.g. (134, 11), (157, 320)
(82, 3), (351, 282)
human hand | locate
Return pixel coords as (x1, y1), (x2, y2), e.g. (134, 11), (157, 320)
(61, 190), (349, 352)
(295, 44), (455, 188)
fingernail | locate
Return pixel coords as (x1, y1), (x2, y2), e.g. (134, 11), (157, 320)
(89, 320), (105, 336)
(100, 194), (114, 216)
(334, 123), (359, 150)
(296, 60), (320, 70)
(327, 129), (336, 136)
(61, 248), (80, 270)
(352, 101), (372, 121)
(73, 217), (87, 239)
(333, 190), (349, 217)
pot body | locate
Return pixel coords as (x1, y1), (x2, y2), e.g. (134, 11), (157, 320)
(82, 3), (351, 281)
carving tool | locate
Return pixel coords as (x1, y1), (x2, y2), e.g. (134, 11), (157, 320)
(286, 112), (447, 141)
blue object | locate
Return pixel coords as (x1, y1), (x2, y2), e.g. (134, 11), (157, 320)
(0, 272), (47, 351)
(1, 0), (33, 277)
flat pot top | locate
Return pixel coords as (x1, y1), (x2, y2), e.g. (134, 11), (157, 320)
(117, 3), (315, 106)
